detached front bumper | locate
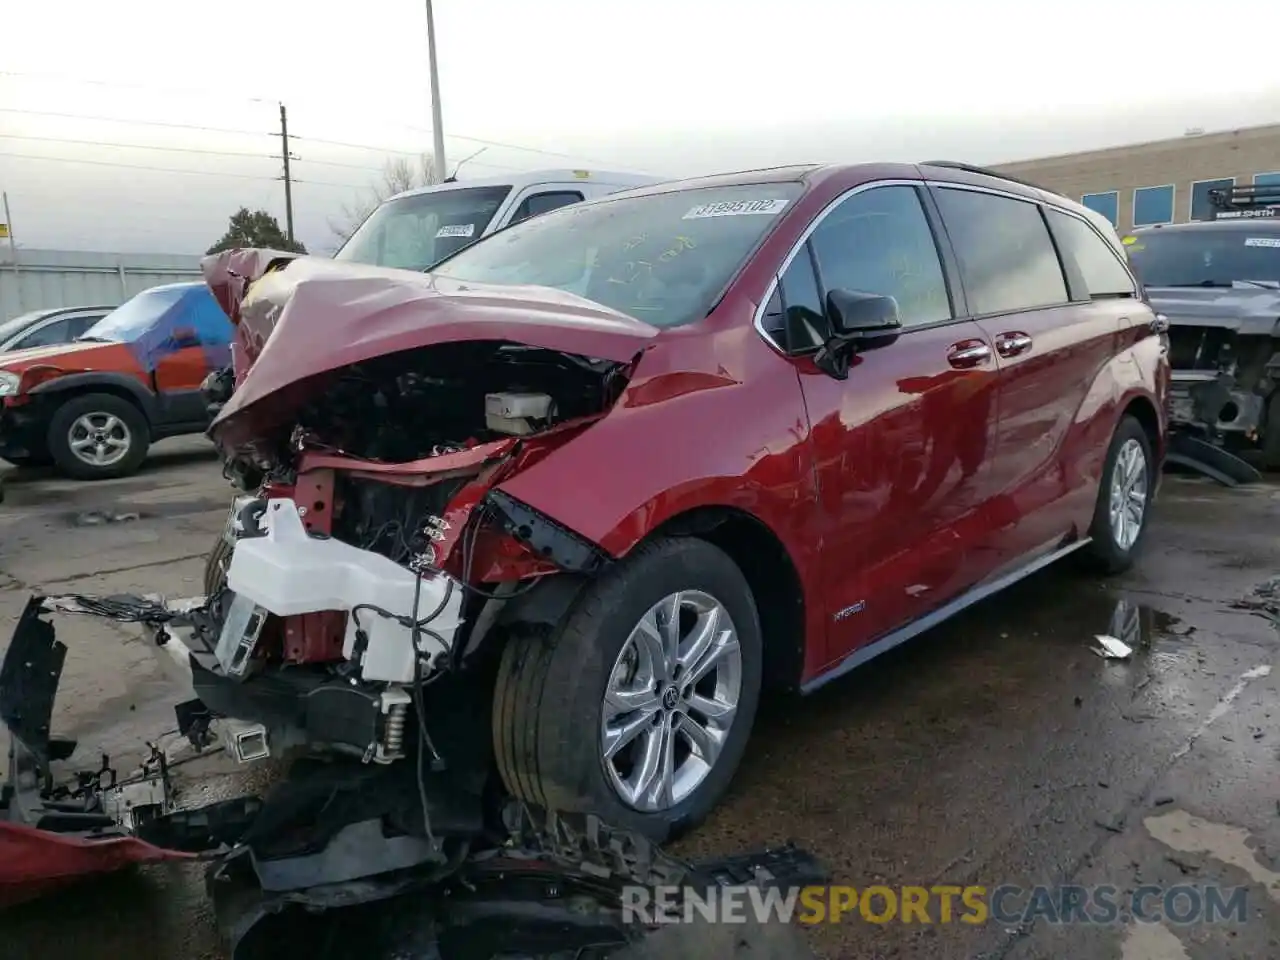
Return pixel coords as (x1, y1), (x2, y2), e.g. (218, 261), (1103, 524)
(0, 401), (49, 460)
(0, 597), (255, 905)
(1169, 371), (1264, 436)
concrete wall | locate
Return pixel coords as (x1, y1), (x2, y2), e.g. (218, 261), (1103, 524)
(0, 248), (204, 322)
(992, 123), (1280, 233)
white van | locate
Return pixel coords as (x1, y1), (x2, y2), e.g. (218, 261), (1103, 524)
(333, 168), (664, 271)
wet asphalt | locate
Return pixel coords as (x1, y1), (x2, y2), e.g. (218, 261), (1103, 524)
(1, 440), (1278, 960)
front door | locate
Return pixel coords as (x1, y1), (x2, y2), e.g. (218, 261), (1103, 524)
(761, 183), (1001, 667)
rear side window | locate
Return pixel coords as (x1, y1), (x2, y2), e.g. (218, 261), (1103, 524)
(509, 190), (584, 225)
(1046, 210), (1136, 299)
(934, 188), (1068, 315)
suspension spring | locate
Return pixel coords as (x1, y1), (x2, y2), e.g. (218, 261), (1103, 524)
(384, 701), (407, 756)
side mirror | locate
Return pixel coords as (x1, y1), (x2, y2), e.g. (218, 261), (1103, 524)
(825, 289), (902, 338)
(814, 289), (902, 381)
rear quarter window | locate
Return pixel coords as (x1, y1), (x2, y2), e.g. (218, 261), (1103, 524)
(1046, 209), (1136, 299)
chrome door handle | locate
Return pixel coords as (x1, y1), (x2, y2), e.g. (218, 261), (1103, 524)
(995, 333), (1033, 357)
(947, 341), (992, 368)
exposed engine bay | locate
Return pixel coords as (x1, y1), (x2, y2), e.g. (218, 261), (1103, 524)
(189, 340), (632, 791)
(291, 340), (626, 461)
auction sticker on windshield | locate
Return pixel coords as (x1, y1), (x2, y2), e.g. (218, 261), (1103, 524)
(1244, 237), (1280, 248)
(682, 198), (789, 219)
(436, 224), (476, 238)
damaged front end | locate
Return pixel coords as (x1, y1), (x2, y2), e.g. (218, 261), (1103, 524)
(0, 595), (825, 958)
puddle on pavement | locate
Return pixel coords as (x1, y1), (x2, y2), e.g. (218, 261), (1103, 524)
(1144, 809), (1280, 903)
(1109, 598), (1188, 645)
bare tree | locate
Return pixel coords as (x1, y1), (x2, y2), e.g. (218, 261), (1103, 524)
(327, 153), (441, 248)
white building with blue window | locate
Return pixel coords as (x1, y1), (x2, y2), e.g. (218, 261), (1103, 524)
(992, 122), (1280, 233)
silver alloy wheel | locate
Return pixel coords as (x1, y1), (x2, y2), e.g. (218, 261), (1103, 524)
(600, 590), (742, 813)
(68, 412), (132, 468)
(1108, 437), (1148, 551)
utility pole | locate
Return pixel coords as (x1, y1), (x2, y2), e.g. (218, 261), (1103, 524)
(1, 192), (21, 312)
(279, 103), (295, 244)
(425, 0), (448, 182)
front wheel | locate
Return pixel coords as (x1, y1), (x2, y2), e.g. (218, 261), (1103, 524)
(47, 393), (151, 481)
(1085, 415), (1154, 574)
(493, 536), (763, 843)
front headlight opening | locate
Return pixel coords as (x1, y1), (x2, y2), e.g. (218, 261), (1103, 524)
(0, 372), (20, 397)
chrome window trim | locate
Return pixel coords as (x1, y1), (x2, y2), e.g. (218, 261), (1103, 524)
(751, 177), (1143, 355)
(751, 178), (922, 354)
(1, 309), (108, 351)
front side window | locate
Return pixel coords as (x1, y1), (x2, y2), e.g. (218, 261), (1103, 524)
(1123, 227), (1280, 287)
(15, 318), (71, 349)
(509, 190), (584, 225)
(334, 185), (513, 271)
(934, 188), (1068, 315)
(1046, 209), (1136, 299)
(432, 183), (804, 329)
(807, 185), (952, 329)
(761, 248), (825, 352)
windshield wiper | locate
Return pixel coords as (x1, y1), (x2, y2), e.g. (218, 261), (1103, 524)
(74, 335), (116, 343)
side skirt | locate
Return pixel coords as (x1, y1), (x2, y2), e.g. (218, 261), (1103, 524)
(800, 538), (1091, 695)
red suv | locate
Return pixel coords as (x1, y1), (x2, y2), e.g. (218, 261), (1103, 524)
(198, 161), (1168, 846)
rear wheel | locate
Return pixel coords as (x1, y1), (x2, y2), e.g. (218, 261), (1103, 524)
(493, 536), (763, 843)
(47, 393), (151, 480)
(1085, 415), (1154, 574)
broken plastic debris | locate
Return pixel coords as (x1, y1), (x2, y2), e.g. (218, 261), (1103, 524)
(1093, 634), (1134, 659)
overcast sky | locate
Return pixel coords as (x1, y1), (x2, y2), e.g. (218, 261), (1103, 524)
(3, 0), (1279, 256)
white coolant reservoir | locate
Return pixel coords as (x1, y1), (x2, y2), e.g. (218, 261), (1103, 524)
(225, 499), (465, 683)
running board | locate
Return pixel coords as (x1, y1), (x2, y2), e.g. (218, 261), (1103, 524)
(801, 539), (1090, 694)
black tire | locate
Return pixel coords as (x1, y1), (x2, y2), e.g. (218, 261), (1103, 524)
(1085, 415), (1154, 574)
(46, 392), (151, 481)
(493, 536), (763, 844)
(205, 533), (232, 597)
(1261, 391), (1280, 473)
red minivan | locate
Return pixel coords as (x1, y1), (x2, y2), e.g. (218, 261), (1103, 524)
(192, 160), (1168, 847)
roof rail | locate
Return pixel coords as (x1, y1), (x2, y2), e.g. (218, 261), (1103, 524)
(920, 160), (1055, 195)
(1206, 183), (1280, 220)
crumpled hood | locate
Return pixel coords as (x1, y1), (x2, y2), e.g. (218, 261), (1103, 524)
(1144, 285), (1280, 335)
(0, 339), (113, 372)
(202, 249), (658, 446)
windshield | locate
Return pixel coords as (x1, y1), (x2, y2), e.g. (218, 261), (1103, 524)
(431, 183), (804, 328)
(1125, 228), (1280, 287)
(80, 285), (192, 342)
(334, 185), (513, 270)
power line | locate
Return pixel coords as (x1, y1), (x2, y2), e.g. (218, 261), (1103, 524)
(0, 132), (281, 163)
(0, 150), (353, 186)
(2, 105), (637, 171)
(291, 131), (629, 169)
(0, 106), (275, 140)
(0, 69), (275, 106)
